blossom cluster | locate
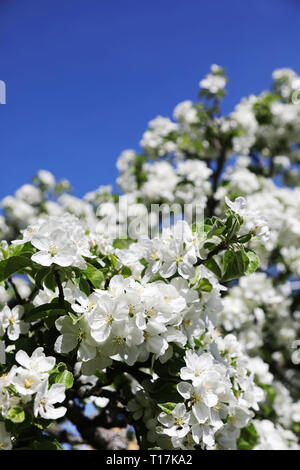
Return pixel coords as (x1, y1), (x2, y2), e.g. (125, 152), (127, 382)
(156, 342), (263, 450)
(0, 347), (67, 450)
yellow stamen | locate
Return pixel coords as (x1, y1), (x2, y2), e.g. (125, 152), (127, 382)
(24, 378), (34, 389)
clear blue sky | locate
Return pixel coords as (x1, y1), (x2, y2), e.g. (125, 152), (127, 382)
(1, 0), (300, 199)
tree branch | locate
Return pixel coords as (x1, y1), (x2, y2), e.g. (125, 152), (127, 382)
(8, 277), (22, 303)
(207, 143), (227, 217)
(53, 268), (64, 306)
(66, 400), (128, 450)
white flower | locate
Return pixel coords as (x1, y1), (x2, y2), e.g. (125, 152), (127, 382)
(12, 224), (41, 246)
(191, 422), (216, 448)
(158, 403), (191, 438)
(34, 380), (66, 420)
(226, 404), (253, 429)
(12, 369), (44, 395)
(102, 320), (142, 366)
(15, 347), (55, 374)
(160, 222), (197, 279)
(37, 169), (56, 187)
(179, 350), (214, 385)
(247, 357), (273, 385)
(89, 295), (128, 343)
(116, 149), (136, 172)
(199, 74), (226, 94)
(55, 315), (97, 362)
(253, 419), (299, 450)
(0, 305), (28, 341)
(15, 184), (42, 205)
(173, 101), (198, 124)
(177, 378), (222, 424)
(225, 196), (247, 214)
(31, 229), (77, 266)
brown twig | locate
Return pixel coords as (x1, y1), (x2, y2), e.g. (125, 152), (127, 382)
(8, 277), (22, 303)
(53, 268), (64, 306)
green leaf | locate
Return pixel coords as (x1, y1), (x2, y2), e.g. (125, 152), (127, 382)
(83, 263), (105, 289)
(203, 241), (219, 251)
(222, 250), (235, 281)
(222, 249), (248, 282)
(237, 233), (252, 244)
(35, 267), (51, 289)
(139, 257), (148, 267)
(260, 384), (277, 404)
(32, 438), (62, 450)
(25, 302), (67, 322)
(121, 266), (132, 277)
(236, 249), (248, 276)
(53, 369), (74, 389)
(0, 256), (33, 282)
(6, 407), (25, 423)
(203, 258), (222, 279)
(225, 214), (241, 241)
(237, 423), (259, 450)
(7, 242), (34, 258)
(113, 238), (130, 249)
(44, 272), (57, 292)
(207, 220), (226, 238)
(199, 278), (213, 292)
(95, 370), (109, 384)
(193, 334), (205, 350)
(244, 249), (260, 275)
(79, 277), (90, 296)
(157, 402), (177, 414)
(253, 99), (273, 125)
(149, 272), (165, 283)
(292, 422), (300, 434)
(192, 222), (212, 235)
(151, 381), (182, 404)
(51, 362), (67, 373)
(49, 362), (73, 389)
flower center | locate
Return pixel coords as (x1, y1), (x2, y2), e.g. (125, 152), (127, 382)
(49, 245), (58, 257)
(150, 252), (159, 260)
(191, 393), (201, 404)
(104, 314), (114, 325)
(129, 304), (136, 317)
(114, 336), (125, 345)
(40, 398), (47, 410)
(24, 378), (34, 389)
(175, 417), (184, 427)
(145, 308), (156, 318)
(77, 329), (86, 342)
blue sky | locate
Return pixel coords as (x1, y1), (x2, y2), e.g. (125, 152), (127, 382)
(1, 0), (300, 199)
